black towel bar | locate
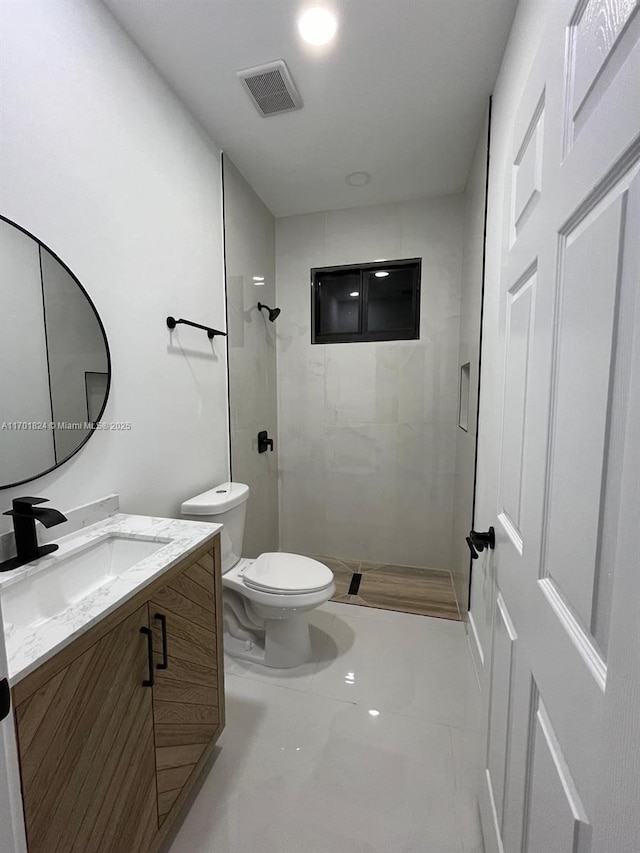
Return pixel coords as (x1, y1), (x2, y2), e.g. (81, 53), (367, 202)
(166, 316), (227, 339)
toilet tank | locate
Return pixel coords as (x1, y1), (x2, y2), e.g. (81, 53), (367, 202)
(181, 482), (250, 573)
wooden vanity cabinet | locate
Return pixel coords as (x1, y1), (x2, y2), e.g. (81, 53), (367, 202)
(149, 546), (223, 825)
(13, 605), (157, 853)
(11, 535), (224, 853)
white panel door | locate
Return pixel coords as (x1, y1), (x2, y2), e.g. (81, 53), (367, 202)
(0, 606), (27, 853)
(479, 2), (640, 852)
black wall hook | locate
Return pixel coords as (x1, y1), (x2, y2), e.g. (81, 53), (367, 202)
(166, 316), (227, 339)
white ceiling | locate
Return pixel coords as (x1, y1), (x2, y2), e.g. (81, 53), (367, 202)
(101, 0), (518, 217)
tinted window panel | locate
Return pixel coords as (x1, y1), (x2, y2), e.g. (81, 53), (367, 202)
(365, 267), (415, 333)
(317, 271), (361, 336)
(311, 259), (420, 344)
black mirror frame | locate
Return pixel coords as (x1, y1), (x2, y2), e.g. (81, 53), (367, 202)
(0, 214), (112, 490)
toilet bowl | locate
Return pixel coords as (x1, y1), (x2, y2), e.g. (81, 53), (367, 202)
(181, 482), (334, 668)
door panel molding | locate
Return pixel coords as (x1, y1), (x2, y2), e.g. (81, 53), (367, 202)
(497, 262), (537, 551)
(486, 593), (518, 837)
(511, 92), (546, 242)
(541, 163), (639, 669)
(565, 0), (639, 151)
(541, 191), (626, 637)
(523, 694), (592, 853)
(538, 578), (607, 690)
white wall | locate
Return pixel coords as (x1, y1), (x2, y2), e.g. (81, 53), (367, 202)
(451, 108), (490, 615)
(469, 0), (553, 672)
(223, 156), (279, 558)
(0, 0), (228, 535)
(276, 196), (464, 569)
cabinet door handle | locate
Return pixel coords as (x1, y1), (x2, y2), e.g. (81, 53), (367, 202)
(0, 678), (10, 722)
(140, 627), (154, 687)
(154, 613), (168, 670)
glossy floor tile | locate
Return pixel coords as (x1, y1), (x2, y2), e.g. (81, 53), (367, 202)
(167, 602), (484, 853)
(307, 603), (476, 728)
(309, 554), (461, 621)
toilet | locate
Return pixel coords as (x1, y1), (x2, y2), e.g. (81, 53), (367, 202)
(181, 482), (335, 668)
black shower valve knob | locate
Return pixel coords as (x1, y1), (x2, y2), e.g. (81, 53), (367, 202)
(257, 430), (274, 453)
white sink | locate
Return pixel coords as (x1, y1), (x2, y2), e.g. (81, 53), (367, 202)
(1, 534), (170, 632)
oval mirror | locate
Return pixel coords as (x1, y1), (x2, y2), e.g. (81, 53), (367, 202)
(0, 216), (111, 489)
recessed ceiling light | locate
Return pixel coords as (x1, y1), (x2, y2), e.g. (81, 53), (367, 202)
(374, 271), (389, 278)
(346, 171), (371, 187)
(349, 291), (359, 297)
(253, 276), (264, 281)
(298, 7), (338, 45)
(368, 709), (381, 717)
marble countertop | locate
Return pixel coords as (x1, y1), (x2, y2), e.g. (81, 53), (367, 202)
(0, 513), (221, 684)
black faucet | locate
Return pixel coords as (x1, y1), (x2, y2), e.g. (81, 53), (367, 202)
(0, 497), (67, 572)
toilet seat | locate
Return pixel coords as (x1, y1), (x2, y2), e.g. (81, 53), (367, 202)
(242, 552), (333, 595)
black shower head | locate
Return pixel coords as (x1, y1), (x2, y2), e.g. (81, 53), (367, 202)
(257, 302), (281, 322)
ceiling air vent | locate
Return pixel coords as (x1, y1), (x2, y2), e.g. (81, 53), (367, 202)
(237, 60), (303, 117)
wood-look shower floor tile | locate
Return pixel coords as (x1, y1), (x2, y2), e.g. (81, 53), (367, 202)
(305, 555), (359, 598)
(308, 555), (461, 621)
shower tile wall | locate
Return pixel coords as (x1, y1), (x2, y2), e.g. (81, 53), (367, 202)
(224, 157), (278, 557)
(276, 196), (465, 570)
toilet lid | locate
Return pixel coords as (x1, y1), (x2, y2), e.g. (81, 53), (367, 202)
(243, 553), (334, 595)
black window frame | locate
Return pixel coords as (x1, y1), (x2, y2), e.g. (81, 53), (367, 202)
(311, 258), (421, 344)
